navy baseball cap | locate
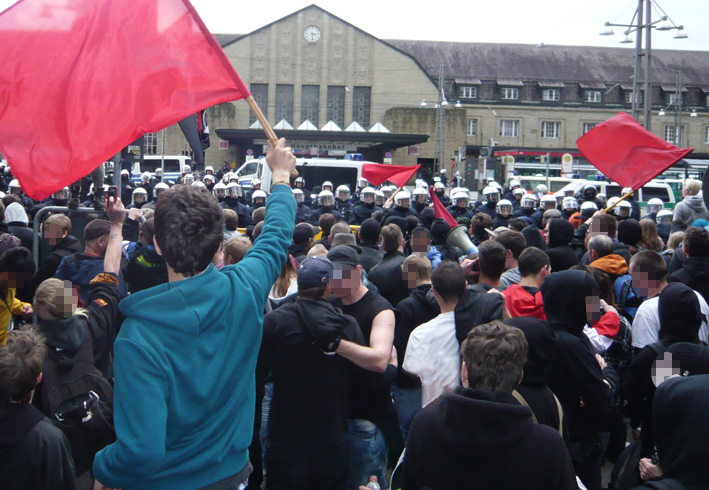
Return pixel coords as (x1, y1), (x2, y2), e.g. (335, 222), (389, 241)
(297, 257), (333, 289)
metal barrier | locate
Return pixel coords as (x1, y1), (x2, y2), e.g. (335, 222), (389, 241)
(32, 206), (102, 268)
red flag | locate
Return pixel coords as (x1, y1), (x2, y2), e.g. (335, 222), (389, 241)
(362, 163), (420, 188)
(0, 0), (250, 200)
(428, 187), (458, 229)
(577, 112), (692, 191)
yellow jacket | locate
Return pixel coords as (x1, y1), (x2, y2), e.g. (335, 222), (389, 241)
(1, 288), (30, 346)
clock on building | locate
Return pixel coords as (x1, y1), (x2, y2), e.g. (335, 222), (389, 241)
(304, 25), (321, 43)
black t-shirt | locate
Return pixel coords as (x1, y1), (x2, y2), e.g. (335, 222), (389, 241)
(257, 300), (363, 449)
(336, 290), (396, 424)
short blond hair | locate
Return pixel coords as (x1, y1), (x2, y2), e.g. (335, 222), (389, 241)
(224, 236), (252, 264)
(34, 278), (73, 318)
(683, 179), (702, 196)
(44, 213), (72, 233)
(307, 244), (328, 258)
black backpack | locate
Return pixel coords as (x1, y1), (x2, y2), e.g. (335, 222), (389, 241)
(646, 341), (709, 377)
(40, 325), (115, 475)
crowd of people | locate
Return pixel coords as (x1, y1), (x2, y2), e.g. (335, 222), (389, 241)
(1, 145), (709, 490)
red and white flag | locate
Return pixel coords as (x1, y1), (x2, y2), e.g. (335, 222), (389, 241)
(0, 0), (250, 200)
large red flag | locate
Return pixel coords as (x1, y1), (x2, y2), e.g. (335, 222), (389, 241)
(362, 163), (420, 188)
(0, 0), (250, 200)
(428, 187), (458, 229)
(577, 112), (692, 191)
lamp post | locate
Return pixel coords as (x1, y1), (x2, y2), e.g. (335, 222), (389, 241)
(600, 0), (687, 130)
(433, 64), (446, 175)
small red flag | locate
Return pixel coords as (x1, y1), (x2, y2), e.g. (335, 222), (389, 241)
(362, 163), (420, 188)
(577, 112), (692, 191)
(0, 0), (250, 200)
(428, 187), (458, 229)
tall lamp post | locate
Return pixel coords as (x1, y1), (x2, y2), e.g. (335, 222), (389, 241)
(600, 0), (687, 130)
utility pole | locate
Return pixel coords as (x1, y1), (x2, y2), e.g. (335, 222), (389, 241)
(434, 64), (445, 176)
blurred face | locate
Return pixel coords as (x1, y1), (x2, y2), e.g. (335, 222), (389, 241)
(618, 207), (630, 218)
(293, 192), (304, 203)
(323, 184), (332, 192)
(11, 186), (22, 195)
(320, 196), (333, 207)
(411, 231), (431, 254)
(0, 271), (31, 289)
(252, 182), (261, 190)
(44, 223), (67, 246)
(254, 197), (265, 206)
(56, 280), (79, 318)
(542, 200), (556, 211)
(585, 294), (601, 325)
(363, 193), (375, 204)
(331, 266), (361, 297)
(296, 181), (304, 188)
(134, 193), (146, 203)
(415, 194), (427, 204)
(215, 188), (226, 198)
(338, 191), (349, 201)
(397, 198), (410, 209)
(53, 190), (68, 200)
(455, 198), (468, 208)
(498, 205), (511, 217)
(403, 263), (419, 290)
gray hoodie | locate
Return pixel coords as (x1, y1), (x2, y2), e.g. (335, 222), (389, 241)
(673, 194), (709, 225)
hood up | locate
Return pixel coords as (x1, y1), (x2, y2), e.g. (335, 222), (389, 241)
(684, 194), (708, 212)
(38, 316), (85, 370)
(505, 317), (556, 387)
(658, 282), (702, 345)
(547, 218), (574, 248)
(541, 270), (598, 336)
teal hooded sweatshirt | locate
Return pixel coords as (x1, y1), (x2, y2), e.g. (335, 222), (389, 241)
(93, 185), (295, 489)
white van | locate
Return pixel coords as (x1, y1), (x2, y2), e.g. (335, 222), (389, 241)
(236, 157), (371, 193)
(131, 155), (192, 184)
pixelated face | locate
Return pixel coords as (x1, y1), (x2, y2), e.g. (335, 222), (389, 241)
(56, 281), (78, 318)
(652, 352), (682, 387)
(331, 267), (360, 297)
(543, 223), (550, 244)
(403, 264), (419, 290)
(585, 294), (601, 324)
(44, 223), (66, 246)
(411, 231), (431, 254)
(629, 264), (653, 298)
(0, 271), (31, 289)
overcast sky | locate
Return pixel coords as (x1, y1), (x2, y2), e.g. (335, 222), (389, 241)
(188, 0), (707, 50)
(1, 0), (706, 50)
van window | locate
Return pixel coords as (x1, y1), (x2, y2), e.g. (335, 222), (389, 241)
(605, 185), (622, 198)
(298, 165), (359, 191)
(641, 186), (672, 203)
(238, 161), (259, 177)
(141, 158), (180, 173)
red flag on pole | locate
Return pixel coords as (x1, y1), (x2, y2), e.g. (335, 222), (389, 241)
(428, 187), (458, 229)
(0, 0), (250, 200)
(576, 112), (692, 191)
(362, 163), (421, 188)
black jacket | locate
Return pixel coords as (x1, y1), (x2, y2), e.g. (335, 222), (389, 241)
(256, 298), (363, 451)
(122, 243), (168, 294)
(402, 387), (577, 490)
(669, 256), (709, 305)
(30, 234), (83, 294)
(394, 284), (438, 389)
(453, 286), (505, 344)
(7, 222), (33, 251)
(221, 197), (253, 227)
(368, 251), (408, 307)
(545, 219), (579, 272)
(0, 404), (76, 490)
(349, 203), (381, 225)
(542, 271), (619, 445)
(505, 317), (564, 434)
(358, 241), (383, 273)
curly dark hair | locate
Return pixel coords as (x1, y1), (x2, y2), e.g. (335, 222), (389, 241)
(154, 185), (224, 276)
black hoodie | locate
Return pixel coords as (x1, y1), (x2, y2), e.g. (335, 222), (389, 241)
(505, 317), (563, 434)
(669, 256), (709, 305)
(542, 270), (618, 445)
(29, 234), (83, 295)
(638, 375), (709, 490)
(0, 404), (76, 489)
(623, 282), (705, 457)
(402, 387), (577, 490)
(394, 284), (438, 388)
(545, 218), (579, 272)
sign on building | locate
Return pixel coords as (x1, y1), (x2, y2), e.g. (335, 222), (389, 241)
(219, 139), (229, 150)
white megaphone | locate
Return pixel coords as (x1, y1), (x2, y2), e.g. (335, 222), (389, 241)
(446, 225), (478, 255)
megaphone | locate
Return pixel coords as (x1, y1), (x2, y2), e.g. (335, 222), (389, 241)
(447, 225), (478, 255)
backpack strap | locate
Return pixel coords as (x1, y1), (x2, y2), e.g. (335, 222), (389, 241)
(647, 342), (667, 358)
(511, 390), (538, 424)
(553, 393), (564, 437)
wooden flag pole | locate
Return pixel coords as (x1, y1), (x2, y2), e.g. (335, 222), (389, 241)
(383, 184), (405, 209)
(245, 95), (298, 177)
(603, 188), (635, 214)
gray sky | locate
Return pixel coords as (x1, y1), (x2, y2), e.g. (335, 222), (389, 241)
(1, 0), (706, 50)
(188, 0), (708, 51)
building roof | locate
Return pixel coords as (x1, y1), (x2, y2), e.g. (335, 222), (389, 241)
(385, 40), (709, 88)
(213, 33), (242, 46)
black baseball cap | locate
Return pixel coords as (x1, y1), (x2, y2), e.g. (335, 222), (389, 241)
(327, 245), (360, 270)
(297, 257), (333, 289)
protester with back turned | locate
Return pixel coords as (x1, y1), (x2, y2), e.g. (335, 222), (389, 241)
(673, 178), (709, 226)
(402, 321), (577, 490)
(669, 226), (709, 304)
(92, 138), (297, 490)
(257, 256), (363, 490)
(367, 224), (408, 307)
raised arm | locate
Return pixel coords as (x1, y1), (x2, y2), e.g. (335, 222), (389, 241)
(105, 196), (125, 275)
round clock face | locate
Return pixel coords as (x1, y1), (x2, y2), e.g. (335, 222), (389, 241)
(304, 25), (321, 43)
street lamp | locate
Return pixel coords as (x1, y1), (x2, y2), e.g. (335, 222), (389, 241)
(600, 1), (687, 130)
(656, 72), (696, 146)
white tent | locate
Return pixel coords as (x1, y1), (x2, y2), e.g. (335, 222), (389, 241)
(344, 121), (366, 132)
(249, 120), (263, 129)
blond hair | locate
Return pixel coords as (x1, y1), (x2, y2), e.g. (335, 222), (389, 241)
(43, 213), (72, 233)
(683, 179), (702, 196)
(34, 278), (85, 319)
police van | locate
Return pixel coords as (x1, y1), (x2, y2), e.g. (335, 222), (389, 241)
(130, 155), (192, 184)
(235, 156), (370, 193)
(558, 180), (676, 212)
